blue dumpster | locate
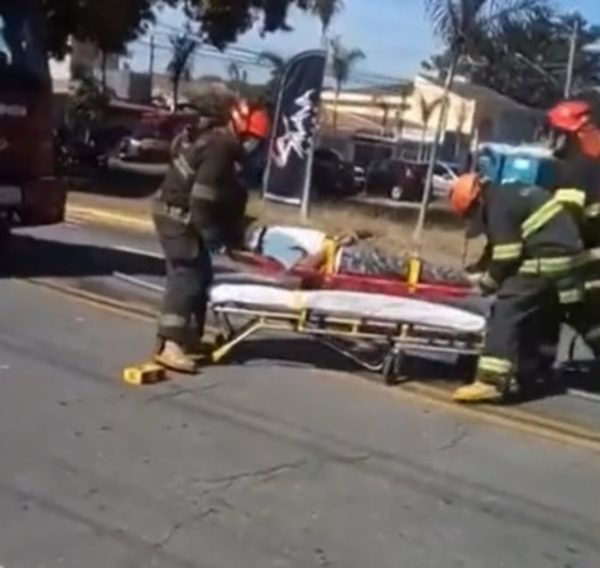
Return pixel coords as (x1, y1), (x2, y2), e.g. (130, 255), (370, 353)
(476, 144), (559, 190)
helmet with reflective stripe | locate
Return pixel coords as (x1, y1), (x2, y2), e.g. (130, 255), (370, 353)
(547, 100), (593, 133)
(449, 173), (482, 216)
(231, 100), (271, 139)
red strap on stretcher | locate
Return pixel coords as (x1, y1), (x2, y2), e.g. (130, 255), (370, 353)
(227, 251), (473, 299)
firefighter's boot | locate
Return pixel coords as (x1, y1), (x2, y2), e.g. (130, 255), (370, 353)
(452, 379), (504, 404)
(186, 339), (215, 363)
(154, 340), (197, 374)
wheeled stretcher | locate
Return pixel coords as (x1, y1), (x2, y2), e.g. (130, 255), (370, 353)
(208, 283), (486, 384)
(203, 225), (489, 382)
(122, 224), (489, 386)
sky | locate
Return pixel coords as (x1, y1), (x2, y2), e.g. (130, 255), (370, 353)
(128, 0), (600, 85)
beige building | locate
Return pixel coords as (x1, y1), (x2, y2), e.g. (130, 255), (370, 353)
(320, 74), (544, 164)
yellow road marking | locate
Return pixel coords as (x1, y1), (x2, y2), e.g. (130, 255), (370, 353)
(20, 277), (600, 454)
(66, 204), (153, 233)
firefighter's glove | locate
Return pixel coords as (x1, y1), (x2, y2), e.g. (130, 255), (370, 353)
(466, 271), (484, 286)
(477, 273), (498, 297)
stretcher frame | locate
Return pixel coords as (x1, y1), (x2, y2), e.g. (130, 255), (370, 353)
(209, 302), (484, 385)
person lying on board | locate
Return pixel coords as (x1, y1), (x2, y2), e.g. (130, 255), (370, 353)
(230, 223), (471, 288)
(294, 233), (471, 287)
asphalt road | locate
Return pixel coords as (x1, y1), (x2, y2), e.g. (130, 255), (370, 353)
(5, 219), (600, 419)
(1, 277), (600, 568)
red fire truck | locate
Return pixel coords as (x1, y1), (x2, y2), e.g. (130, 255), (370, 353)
(0, 0), (65, 238)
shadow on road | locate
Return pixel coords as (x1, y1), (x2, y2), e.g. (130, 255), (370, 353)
(0, 234), (166, 280)
(220, 336), (479, 384)
(216, 336), (600, 401)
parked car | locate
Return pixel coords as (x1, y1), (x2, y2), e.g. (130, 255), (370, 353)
(118, 111), (197, 164)
(312, 148), (362, 198)
(366, 158), (460, 202)
(432, 161), (460, 199)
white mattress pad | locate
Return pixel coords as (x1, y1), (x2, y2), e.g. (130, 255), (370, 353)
(210, 283), (486, 334)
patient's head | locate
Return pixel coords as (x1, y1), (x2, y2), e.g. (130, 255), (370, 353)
(242, 219), (264, 252)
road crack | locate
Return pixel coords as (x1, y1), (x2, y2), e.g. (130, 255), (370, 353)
(435, 425), (468, 452)
(154, 506), (219, 550)
(200, 459), (307, 486)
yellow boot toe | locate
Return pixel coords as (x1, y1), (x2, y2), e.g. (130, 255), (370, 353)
(452, 380), (503, 404)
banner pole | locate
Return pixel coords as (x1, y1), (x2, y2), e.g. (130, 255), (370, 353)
(300, 140), (315, 221)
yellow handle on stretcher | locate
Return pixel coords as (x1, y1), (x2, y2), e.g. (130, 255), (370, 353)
(407, 255), (422, 293)
(322, 238), (339, 274)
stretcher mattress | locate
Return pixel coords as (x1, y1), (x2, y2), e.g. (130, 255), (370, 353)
(210, 283), (486, 335)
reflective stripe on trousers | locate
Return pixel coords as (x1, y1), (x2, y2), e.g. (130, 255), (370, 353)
(476, 356), (513, 389)
(559, 288), (584, 305)
(158, 314), (188, 329)
(477, 356), (513, 375)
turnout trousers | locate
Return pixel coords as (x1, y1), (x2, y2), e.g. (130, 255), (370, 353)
(564, 247), (600, 358)
(476, 275), (561, 393)
(153, 203), (213, 347)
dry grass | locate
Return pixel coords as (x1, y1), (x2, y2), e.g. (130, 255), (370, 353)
(71, 187), (485, 267)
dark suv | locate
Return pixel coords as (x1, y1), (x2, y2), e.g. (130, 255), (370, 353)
(366, 159), (428, 201)
(312, 148), (362, 198)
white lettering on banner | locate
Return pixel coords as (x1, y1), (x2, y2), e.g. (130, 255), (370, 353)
(0, 103), (27, 117)
(272, 89), (315, 168)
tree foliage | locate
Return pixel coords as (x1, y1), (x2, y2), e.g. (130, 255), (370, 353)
(311, 0), (344, 41)
(329, 36), (365, 130)
(423, 7), (600, 108)
(42, 0), (337, 58)
(64, 73), (110, 139)
(41, 0), (159, 58)
(167, 29), (198, 108)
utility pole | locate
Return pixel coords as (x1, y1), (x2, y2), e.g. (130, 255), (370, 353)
(564, 19), (579, 98)
(148, 34), (156, 103)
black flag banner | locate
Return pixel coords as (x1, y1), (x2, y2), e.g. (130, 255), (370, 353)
(263, 49), (327, 204)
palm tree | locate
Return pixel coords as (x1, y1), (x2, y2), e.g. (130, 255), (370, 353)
(258, 51), (288, 106)
(311, 0), (344, 46)
(417, 94), (443, 160)
(330, 36), (365, 131)
(454, 101), (470, 159)
(258, 50), (287, 85)
(372, 96), (391, 132)
(228, 61), (248, 95)
(413, 0), (543, 242)
(168, 31), (198, 110)
(394, 83), (414, 141)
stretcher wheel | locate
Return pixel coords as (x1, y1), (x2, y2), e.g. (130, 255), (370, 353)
(213, 334), (226, 349)
(382, 350), (405, 386)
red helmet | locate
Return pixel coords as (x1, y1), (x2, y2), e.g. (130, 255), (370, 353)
(547, 100), (593, 133)
(449, 173), (482, 216)
(231, 101), (271, 140)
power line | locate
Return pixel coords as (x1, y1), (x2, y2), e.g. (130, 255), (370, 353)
(133, 39), (400, 87)
(150, 20), (404, 85)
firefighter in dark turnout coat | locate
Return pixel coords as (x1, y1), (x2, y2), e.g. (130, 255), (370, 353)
(449, 173), (584, 403)
(548, 100), (600, 359)
(153, 87), (270, 373)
